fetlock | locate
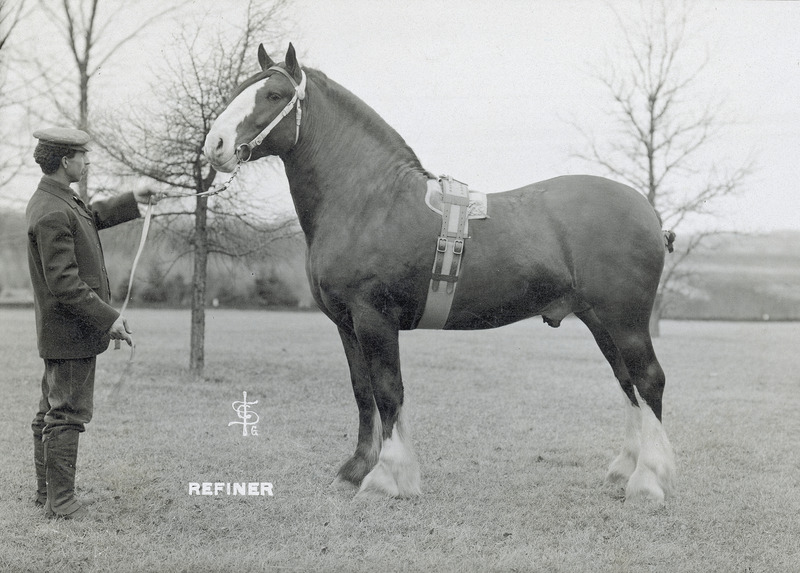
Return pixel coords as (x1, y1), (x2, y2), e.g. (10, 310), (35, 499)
(43, 430), (87, 519)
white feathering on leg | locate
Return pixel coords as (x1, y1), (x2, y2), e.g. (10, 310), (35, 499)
(357, 405), (420, 498)
(606, 397), (642, 486)
(625, 388), (676, 504)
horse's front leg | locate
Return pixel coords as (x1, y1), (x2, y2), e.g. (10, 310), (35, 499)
(352, 308), (420, 498)
(333, 324), (383, 490)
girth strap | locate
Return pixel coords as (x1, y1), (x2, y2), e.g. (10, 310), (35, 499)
(417, 176), (471, 329)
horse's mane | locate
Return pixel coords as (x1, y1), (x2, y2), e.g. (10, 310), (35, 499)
(305, 68), (430, 177)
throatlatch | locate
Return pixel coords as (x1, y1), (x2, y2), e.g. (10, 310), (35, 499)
(417, 176), (472, 329)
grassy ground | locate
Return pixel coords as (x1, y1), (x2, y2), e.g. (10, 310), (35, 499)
(1, 308), (798, 572)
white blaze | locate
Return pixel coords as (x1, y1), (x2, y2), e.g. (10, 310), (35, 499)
(204, 77), (272, 172)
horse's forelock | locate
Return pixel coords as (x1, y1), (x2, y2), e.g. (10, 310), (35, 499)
(226, 62), (306, 105)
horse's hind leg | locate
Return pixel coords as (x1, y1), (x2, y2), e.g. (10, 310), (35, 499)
(614, 326), (675, 503)
(576, 310), (640, 486)
(577, 309), (676, 503)
(333, 325), (383, 489)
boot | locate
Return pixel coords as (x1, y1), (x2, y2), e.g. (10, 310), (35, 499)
(34, 434), (47, 507)
(43, 430), (87, 519)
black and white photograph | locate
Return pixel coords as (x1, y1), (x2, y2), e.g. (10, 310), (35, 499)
(1, 0), (798, 571)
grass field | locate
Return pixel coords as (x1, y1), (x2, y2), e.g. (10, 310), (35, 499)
(1, 308), (798, 572)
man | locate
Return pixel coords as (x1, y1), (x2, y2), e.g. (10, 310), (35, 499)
(26, 127), (157, 519)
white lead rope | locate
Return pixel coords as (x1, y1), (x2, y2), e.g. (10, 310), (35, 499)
(111, 167), (238, 360)
(107, 172), (238, 400)
(114, 197), (154, 360)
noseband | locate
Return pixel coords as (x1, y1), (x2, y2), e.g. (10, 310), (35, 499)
(236, 66), (307, 162)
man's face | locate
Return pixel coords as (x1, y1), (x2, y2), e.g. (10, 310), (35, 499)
(63, 151), (89, 183)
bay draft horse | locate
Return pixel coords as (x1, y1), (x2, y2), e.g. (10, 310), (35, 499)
(204, 44), (676, 504)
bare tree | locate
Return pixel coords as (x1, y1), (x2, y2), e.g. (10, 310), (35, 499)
(96, 0), (294, 375)
(572, 1), (753, 335)
(0, 0), (24, 54)
(18, 0), (181, 201)
(0, 0), (28, 193)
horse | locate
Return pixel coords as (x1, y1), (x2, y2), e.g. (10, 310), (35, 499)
(204, 43), (676, 504)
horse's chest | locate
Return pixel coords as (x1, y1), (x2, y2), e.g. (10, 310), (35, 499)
(305, 225), (429, 306)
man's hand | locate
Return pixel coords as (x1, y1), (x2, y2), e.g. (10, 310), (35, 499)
(133, 188), (160, 205)
(109, 316), (133, 347)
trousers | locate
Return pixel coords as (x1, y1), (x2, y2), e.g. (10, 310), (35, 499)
(31, 356), (96, 439)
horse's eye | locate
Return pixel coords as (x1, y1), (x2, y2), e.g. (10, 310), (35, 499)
(267, 92), (282, 102)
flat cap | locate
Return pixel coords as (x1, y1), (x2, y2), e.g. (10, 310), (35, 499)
(33, 127), (91, 152)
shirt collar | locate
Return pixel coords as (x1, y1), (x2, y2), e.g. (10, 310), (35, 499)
(38, 175), (85, 206)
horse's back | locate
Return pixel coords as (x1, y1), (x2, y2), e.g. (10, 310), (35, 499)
(489, 175), (664, 262)
(499, 175), (659, 231)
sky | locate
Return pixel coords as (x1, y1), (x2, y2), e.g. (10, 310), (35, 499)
(284, 0), (800, 234)
(5, 0), (800, 234)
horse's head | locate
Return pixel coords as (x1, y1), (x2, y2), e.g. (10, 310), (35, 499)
(204, 43), (306, 173)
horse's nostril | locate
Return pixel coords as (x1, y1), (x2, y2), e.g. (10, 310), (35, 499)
(215, 137), (224, 151)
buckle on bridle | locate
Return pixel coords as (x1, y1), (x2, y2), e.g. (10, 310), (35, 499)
(236, 144), (252, 162)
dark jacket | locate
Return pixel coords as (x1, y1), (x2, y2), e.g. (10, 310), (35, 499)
(26, 176), (141, 359)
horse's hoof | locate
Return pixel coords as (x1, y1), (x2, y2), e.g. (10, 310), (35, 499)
(606, 452), (637, 486)
(356, 458), (421, 499)
(624, 468), (666, 505)
(330, 475), (359, 492)
(606, 471), (630, 487)
(357, 461), (401, 498)
(353, 485), (391, 500)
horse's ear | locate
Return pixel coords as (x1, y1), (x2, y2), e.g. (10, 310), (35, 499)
(258, 44), (275, 71)
(285, 43), (301, 80)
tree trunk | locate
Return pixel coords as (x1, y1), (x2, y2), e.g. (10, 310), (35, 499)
(78, 65), (90, 202)
(189, 194), (209, 375)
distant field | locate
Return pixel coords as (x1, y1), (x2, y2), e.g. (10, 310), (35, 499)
(1, 308), (798, 572)
(664, 231), (800, 321)
(668, 259), (800, 321)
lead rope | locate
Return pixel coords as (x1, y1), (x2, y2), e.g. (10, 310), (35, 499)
(111, 164), (241, 358)
(114, 196), (154, 360)
(107, 196), (153, 400)
(157, 163), (242, 199)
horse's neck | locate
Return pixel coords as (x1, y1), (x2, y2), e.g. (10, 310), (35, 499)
(281, 74), (428, 239)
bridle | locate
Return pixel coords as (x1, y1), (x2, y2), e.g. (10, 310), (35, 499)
(157, 67), (306, 201)
(236, 66), (307, 162)
(139, 68), (308, 204)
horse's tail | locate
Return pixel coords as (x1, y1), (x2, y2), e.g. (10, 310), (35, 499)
(663, 230), (676, 253)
